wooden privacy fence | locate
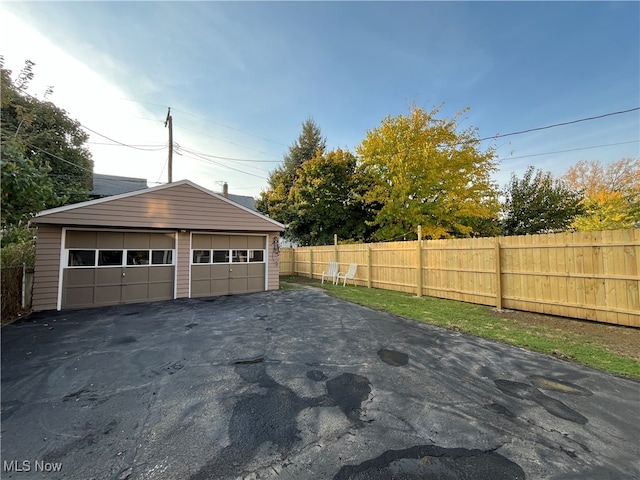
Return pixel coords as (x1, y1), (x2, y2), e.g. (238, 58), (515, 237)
(279, 228), (640, 327)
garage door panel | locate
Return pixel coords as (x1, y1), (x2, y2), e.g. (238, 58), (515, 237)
(96, 268), (123, 285)
(150, 233), (174, 249)
(97, 232), (124, 249)
(66, 231), (97, 248)
(151, 266), (174, 282)
(230, 236), (248, 249)
(247, 277), (264, 292)
(211, 264), (229, 280)
(95, 285), (121, 304)
(248, 236), (265, 249)
(64, 286), (95, 307)
(191, 280), (211, 297)
(212, 279), (230, 295)
(211, 235), (230, 249)
(65, 269), (95, 286)
(150, 282), (173, 299)
(124, 233), (150, 249)
(192, 235), (212, 249)
(247, 264), (265, 277)
(123, 284), (149, 302)
(230, 264), (248, 279)
(192, 265), (212, 280)
(229, 278), (248, 294)
(124, 267), (149, 283)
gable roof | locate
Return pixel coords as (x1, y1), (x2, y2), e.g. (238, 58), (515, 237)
(32, 179), (284, 231)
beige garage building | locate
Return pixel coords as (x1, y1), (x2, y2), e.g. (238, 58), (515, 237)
(30, 180), (284, 311)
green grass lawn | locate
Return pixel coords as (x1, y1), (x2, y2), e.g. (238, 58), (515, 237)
(280, 276), (640, 379)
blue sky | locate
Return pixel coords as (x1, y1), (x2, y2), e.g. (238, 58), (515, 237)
(2, 1), (638, 199)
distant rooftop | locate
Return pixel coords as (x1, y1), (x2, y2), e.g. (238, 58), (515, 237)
(90, 174), (148, 198)
(226, 193), (257, 212)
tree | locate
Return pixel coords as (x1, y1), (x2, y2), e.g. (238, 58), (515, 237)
(563, 158), (639, 231)
(287, 148), (374, 245)
(501, 166), (584, 236)
(356, 104), (500, 240)
(1, 58), (93, 209)
(1, 139), (60, 246)
(256, 118), (326, 237)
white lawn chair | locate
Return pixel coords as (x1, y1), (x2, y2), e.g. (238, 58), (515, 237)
(321, 261), (339, 284)
(336, 263), (357, 287)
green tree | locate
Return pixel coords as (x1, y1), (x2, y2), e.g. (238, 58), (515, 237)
(256, 118), (326, 238)
(501, 166), (584, 235)
(357, 104), (500, 240)
(563, 158), (639, 231)
(1, 139), (60, 246)
(1, 57), (93, 207)
(287, 148), (374, 245)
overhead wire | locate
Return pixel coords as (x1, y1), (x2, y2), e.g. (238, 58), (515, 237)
(497, 140), (640, 162)
(478, 107), (639, 142)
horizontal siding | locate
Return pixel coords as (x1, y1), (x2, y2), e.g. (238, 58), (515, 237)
(176, 232), (190, 298)
(34, 183), (283, 232)
(32, 225), (62, 311)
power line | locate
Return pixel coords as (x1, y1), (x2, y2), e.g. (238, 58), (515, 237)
(25, 143), (92, 172)
(178, 150), (268, 180)
(81, 125), (167, 152)
(176, 125), (280, 159)
(498, 140), (640, 162)
(87, 141), (167, 151)
(178, 145), (277, 163)
(176, 144), (270, 176)
(479, 107), (639, 142)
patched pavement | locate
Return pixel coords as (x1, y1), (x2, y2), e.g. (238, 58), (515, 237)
(1, 288), (638, 479)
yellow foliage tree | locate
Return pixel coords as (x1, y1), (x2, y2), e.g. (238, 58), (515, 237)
(563, 158), (640, 231)
(356, 105), (500, 240)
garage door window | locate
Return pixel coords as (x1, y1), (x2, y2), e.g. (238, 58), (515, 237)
(68, 250), (96, 267)
(127, 250), (149, 265)
(212, 250), (229, 263)
(193, 250), (210, 263)
(152, 250), (173, 265)
(249, 250), (264, 262)
(232, 250), (248, 263)
(98, 250), (123, 266)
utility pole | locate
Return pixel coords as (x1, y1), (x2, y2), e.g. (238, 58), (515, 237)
(164, 107), (173, 183)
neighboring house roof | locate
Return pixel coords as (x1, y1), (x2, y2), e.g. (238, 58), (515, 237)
(90, 173), (148, 198)
(32, 179), (285, 231)
(227, 193), (257, 212)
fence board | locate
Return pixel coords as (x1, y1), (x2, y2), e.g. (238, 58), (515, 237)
(280, 228), (640, 327)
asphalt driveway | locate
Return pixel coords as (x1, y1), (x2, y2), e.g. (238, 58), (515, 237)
(1, 288), (638, 479)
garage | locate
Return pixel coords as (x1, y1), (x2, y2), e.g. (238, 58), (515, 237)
(30, 180), (284, 311)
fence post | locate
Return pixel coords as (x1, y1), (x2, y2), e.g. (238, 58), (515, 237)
(334, 234), (338, 263)
(495, 237), (502, 311)
(416, 225), (423, 297)
(292, 248), (297, 276)
(309, 248), (314, 279)
(367, 245), (372, 288)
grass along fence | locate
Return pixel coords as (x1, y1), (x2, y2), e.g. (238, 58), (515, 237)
(279, 228), (640, 328)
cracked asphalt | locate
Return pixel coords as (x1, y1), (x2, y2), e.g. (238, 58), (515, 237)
(1, 288), (639, 479)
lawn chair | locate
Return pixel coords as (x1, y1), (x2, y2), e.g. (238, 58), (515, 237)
(336, 263), (357, 287)
(321, 261), (339, 284)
